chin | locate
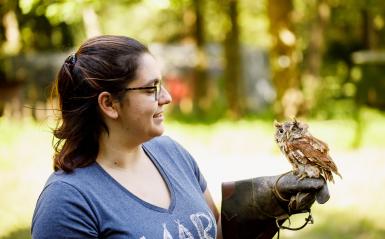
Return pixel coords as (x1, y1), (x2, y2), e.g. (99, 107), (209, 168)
(150, 126), (165, 138)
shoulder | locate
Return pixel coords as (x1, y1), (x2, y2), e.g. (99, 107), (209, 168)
(37, 166), (100, 208)
(45, 164), (99, 190)
(144, 135), (191, 158)
(32, 166), (102, 236)
(32, 177), (98, 238)
(32, 177), (94, 225)
(37, 163), (105, 210)
(37, 179), (87, 205)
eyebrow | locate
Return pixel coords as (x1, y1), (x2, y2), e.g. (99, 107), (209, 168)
(143, 78), (160, 86)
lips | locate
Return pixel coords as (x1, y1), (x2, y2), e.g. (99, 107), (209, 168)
(153, 112), (163, 118)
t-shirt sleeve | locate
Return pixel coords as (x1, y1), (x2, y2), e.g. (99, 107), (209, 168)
(32, 181), (98, 239)
(187, 149), (207, 192)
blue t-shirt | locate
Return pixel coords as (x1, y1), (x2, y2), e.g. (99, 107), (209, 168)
(31, 136), (217, 238)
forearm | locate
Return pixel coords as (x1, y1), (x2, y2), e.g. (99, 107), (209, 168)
(217, 214), (223, 239)
(220, 180), (282, 239)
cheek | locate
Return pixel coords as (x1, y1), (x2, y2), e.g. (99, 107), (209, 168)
(131, 103), (157, 122)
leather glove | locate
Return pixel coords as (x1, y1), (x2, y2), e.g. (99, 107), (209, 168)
(221, 172), (329, 239)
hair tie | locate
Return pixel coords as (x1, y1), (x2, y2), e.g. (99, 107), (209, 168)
(65, 53), (77, 66)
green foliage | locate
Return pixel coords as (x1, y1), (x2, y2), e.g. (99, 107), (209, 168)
(239, 0), (270, 47)
(2, 0), (385, 118)
(0, 227), (30, 239)
(101, 1), (181, 43)
(355, 64), (385, 109)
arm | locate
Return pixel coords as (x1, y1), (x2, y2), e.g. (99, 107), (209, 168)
(32, 181), (98, 239)
(203, 189), (223, 239)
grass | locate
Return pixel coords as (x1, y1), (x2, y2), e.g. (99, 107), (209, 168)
(1, 109), (385, 238)
(279, 207), (385, 239)
(0, 117), (53, 238)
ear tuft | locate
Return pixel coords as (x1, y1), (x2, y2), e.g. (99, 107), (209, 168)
(274, 120), (281, 127)
(293, 118), (299, 127)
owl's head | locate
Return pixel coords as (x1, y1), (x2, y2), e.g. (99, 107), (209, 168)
(274, 119), (308, 143)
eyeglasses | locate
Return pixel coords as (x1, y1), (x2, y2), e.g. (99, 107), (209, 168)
(124, 80), (162, 101)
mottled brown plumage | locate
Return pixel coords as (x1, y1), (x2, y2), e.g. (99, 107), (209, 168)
(274, 119), (342, 183)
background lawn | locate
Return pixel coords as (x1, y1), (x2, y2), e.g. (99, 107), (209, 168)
(1, 109), (385, 238)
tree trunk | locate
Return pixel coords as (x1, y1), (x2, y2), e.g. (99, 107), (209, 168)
(2, 7), (21, 54)
(361, 8), (381, 50)
(223, 0), (244, 119)
(302, 0), (330, 111)
(192, 0), (210, 115)
(267, 0), (301, 118)
(82, 7), (101, 38)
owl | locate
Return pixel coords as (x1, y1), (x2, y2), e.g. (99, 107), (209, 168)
(274, 119), (341, 183)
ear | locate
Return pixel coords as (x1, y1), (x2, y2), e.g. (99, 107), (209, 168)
(274, 120), (282, 128)
(98, 91), (119, 119)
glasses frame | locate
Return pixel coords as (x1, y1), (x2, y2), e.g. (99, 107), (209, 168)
(124, 81), (162, 101)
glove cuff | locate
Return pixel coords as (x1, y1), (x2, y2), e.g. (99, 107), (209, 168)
(221, 180), (286, 239)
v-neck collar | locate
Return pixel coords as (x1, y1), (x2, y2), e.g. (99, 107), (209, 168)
(94, 145), (176, 214)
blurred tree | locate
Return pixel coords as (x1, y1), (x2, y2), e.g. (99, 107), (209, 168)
(1, 0), (21, 54)
(0, 0), (79, 119)
(268, 0), (302, 118)
(222, 0), (245, 119)
(300, 0), (330, 113)
(311, 0), (385, 118)
(0, 0), (76, 52)
(191, 0), (211, 116)
(169, 0), (211, 116)
(3, 0), (384, 121)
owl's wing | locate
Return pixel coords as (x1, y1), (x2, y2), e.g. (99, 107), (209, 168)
(306, 134), (329, 153)
(288, 136), (339, 174)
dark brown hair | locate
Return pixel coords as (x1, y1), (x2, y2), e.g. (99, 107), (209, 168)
(52, 35), (149, 172)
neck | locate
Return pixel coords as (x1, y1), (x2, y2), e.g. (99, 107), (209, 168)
(96, 131), (146, 170)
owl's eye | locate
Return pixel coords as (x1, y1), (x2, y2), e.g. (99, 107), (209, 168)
(279, 128), (284, 134)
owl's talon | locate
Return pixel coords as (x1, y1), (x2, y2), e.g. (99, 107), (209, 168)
(297, 174), (307, 181)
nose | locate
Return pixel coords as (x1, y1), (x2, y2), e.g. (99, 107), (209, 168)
(158, 86), (172, 105)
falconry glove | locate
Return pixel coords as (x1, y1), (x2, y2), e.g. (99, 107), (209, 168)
(221, 172), (329, 239)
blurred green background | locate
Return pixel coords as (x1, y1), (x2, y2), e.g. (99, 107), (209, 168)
(1, 0), (385, 238)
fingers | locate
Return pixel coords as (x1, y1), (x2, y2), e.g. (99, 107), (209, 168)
(277, 173), (326, 193)
(315, 183), (330, 204)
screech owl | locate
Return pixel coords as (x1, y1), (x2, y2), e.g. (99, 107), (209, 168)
(274, 119), (342, 183)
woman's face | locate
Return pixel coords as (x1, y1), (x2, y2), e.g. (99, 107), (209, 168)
(117, 53), (172, 142)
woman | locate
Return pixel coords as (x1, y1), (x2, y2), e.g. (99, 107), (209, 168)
(32, 35), (328, 239)
(32, 35), (219, 238)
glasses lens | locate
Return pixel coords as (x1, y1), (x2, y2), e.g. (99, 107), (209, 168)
(155, 81), (161, 101)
